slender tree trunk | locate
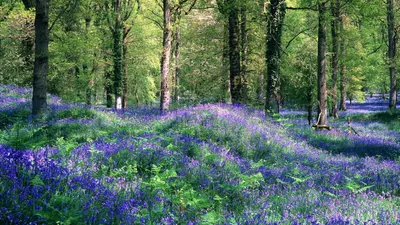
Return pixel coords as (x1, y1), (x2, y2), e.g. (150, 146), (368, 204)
(265, 0), (286, 114)
(240, 8), (248, 103)
(160, 0), (172, 112)
(339, 14), (347, 111)
(113, 0), (123, 109)
(85, 18), (92, 105)
(388, 0), (397, 108)
(32, 0), (49, 115)
(122, 25), (130, 109)
(317, 2), (328, 126)
(228, 7), (241, 104)
(173, 14), (181, 105)
(330, 0), (339, 118)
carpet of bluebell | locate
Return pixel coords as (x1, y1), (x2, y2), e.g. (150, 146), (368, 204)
(0, 85), (399, 224)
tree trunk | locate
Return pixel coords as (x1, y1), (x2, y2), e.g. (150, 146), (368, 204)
(339, 14), (347, 111)
(32, 0), (49, 116)
(122, 25), (130, 109)
(265, 0), (286, 114)
(173, 14), (181, 105)
(222, 21), (231, 104)
(317, 2), (328, 126)
(85, 18), (92, 106)
(330, 0), (339, 118)
(113, 0), (123, 109)
(22, 0), (35, 9)
(160, 0), (172, 113)
(240, 7), (248, 103)
(388, 0), (397, 108)
(228, 6), (241, 104)
(105, 70), (113, 108)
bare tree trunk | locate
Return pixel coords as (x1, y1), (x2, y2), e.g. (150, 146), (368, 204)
(160, 0), (172, 113)
(228, 7), (241, 104)
(173, 14), (181, 105)
(317, 2), (328, 126)
(22, 0), (35, 9)
(388, 0), (397, 108)
(330, 0), (339, 118)
(85, 18), (92, 106)
(265, 0), (285, 114)
(32, 0), (49, 115)
(240, 7), (248, 103)
(339, 14), (347, 111)
(122, 25), (130, 109)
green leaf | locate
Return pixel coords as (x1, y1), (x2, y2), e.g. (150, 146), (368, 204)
(31, 175), (45, 186)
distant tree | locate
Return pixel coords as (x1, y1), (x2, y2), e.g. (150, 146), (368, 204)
(32, 0), (49, 115)
(387, 0), (397, 108)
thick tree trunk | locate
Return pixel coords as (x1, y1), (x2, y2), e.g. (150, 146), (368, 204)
(22, 0), (35, 9)
(240, 8), (248, 103)
(317, 2), (328, 126)
(228, 7), (241, 104)
(339, 14), (347, 111)
(388, 0), (397, 108)
(265, 0), (285, 114)
(32, 0), (49, 115)
(160, 0), (172, 112)
(173, 15), (181, 105)
(330, 0), (339, 118)
(122, 25), (130, 109)
(105, 70), (113, 108)
(222, 21), (231, 104)
(113, 0), (123, 109)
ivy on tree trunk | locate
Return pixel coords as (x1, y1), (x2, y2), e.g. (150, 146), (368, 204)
(265, 0), (285, 115)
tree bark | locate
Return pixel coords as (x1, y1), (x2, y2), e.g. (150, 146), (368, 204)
(160, 0), (172, 113)
(113, 0), (123, 109)
(122, 25), (130, 109)
(173, 14), (181, 105)
(265, 0), (286, 114)
(228, 6), (241, 104)
(85, 18), (92, 106)
(105, 70), (113, 108)
(32, 0), (49, 116)
(388, 0), (397, 108)
(330, 0), (339, 118)
(317, 2), (328, 126)
(22, 0), (35, 10)
(222, 21), (231, 104)
(339, 13), (347, 111)
(240, 7), (248, 103)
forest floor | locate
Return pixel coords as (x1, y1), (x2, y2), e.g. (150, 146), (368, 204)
(1, 85), (400, 224)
